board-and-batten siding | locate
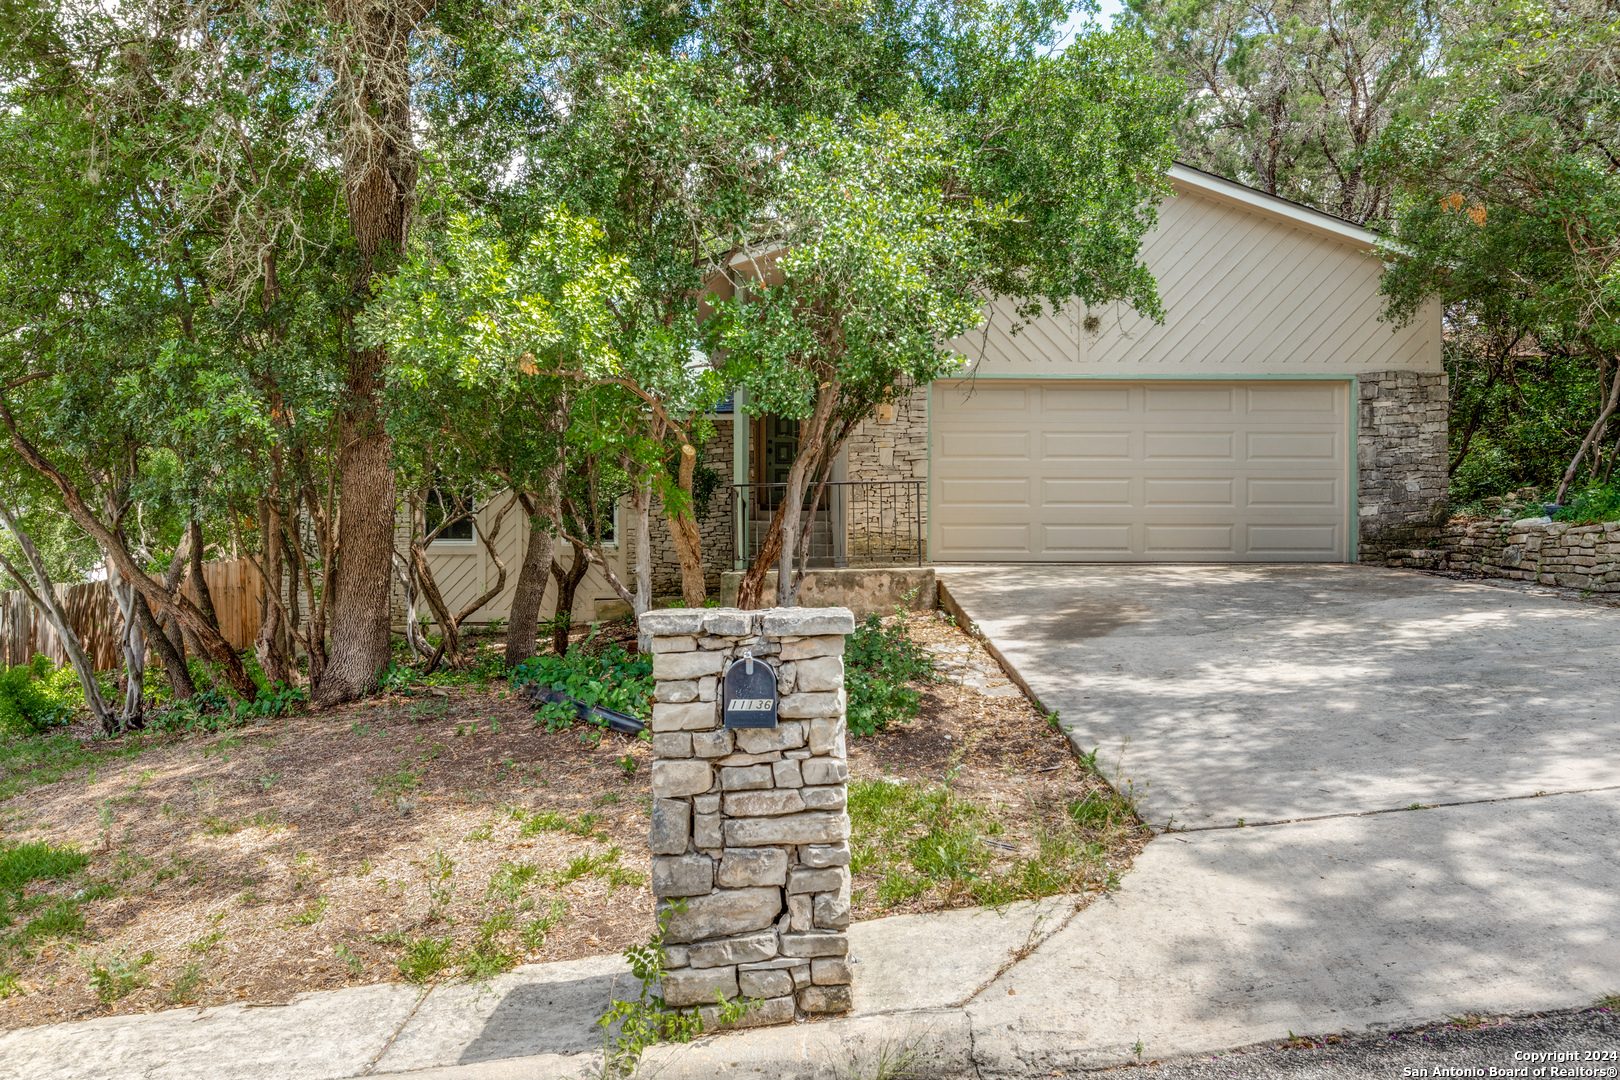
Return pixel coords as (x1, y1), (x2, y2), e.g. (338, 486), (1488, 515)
(948, 178), (1441, 376)
(417, 497), (631, 626)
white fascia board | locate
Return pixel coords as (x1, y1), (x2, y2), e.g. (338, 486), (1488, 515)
(1168, 163), (1383, 253)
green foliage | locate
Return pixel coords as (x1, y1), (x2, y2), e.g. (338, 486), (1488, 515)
(0, 841), (89, 892)
(0, 661), (76, 736)
(596, 904), (748, 1078)
(849, 777), (1137, 911)
(84, 950), (156, 1003)
(1554, 485), (1620, 526)
(508, 637), (653, 726)
(397, 936), (455, 984)
(147, 689), (238, 735)
(0, 732), (145, 803)
(844, 616), (934, 738)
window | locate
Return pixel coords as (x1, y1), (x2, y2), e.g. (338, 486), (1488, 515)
(426, 489), (475, 542)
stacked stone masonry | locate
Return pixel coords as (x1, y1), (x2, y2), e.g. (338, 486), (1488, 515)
(1383, 515), (1620, 592)
(638, 604), (856, 1029)
(1357, 369), (1450, 563)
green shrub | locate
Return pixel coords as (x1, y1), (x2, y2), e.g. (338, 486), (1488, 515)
(1554, 484), (1620, 526)
(0, 661), (75, 736)
(844, 615), (934, 737)
(508, 633), (652, 725)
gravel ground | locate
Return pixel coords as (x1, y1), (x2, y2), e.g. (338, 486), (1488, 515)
(1089, 1007), (1620, 1079)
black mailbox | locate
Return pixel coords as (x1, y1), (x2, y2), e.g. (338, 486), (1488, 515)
(723, 652), (779, 729)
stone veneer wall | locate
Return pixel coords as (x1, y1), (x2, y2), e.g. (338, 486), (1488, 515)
(1357, 370), (1450, 563)
(641, 422), (736, 595)
(639, 605), (855, 1028)
(840, 385), (928, 562)
(1383, 515), (1620, 591)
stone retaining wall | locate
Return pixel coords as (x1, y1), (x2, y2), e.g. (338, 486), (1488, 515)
(1382, 515), (1620, 591)
(639, 605), (855, 1029)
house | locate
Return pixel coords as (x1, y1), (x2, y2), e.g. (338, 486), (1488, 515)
(410, 163), (1446, 626)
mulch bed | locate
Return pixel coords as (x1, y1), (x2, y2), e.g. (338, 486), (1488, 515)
(0, 611), (1147, 1030)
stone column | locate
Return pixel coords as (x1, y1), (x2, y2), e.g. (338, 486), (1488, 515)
(639, 605), (856, 1028)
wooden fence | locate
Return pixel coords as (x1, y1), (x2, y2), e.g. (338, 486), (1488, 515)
(0, 559), (264, 672)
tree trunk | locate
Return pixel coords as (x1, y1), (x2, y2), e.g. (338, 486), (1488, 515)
(1555, 358), (1620, 503)
(664, 443), (707, 606)
(775, 382), (838, 608)
(254, 502), (296, 688)
(187, 520), (221, 634)
(409, 540), (460, 673)
(137, 591), (194, 702)
(505, 492), (554, 670)
(315, 0), (423, 705)
(0, 403), (259, 700)
(549, 540), (590, 656)
(106, 565), (146, 732)
(0, 499), (113, 729)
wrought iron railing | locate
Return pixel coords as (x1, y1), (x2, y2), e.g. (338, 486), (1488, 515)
(727, 480), (926, 569)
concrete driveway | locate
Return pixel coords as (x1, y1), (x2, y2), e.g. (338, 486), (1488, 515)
(941, 564), (1620, 829)
(940, 564), (1620, 1073)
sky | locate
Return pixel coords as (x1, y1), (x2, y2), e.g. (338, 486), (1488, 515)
(1055, 0), (1128, 50)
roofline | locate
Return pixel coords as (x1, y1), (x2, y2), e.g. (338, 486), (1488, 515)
(1167, 162), (1382, 251)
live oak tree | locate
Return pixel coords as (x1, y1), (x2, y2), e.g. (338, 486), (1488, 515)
(1372, 0), (1620, 501)
(1122, 0), (1442, 225)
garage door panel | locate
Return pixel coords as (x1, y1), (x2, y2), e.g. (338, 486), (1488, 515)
(1143, 431), (1235, 460)
(940, 431), (1030, 459)
(1247, 524), (1339, 556)
(1041, 525), (1134, 554)
(1247, 478), (1338, 507)
(1247, 385), (1339, 414)
(1144, 525), (1237, 554)
(1041, 478), (1132, 505)
(932, 380), (1348, 562)
(1145, 387), (1237, 413)
(1040, 386), (1131, 413)
(938, 387), (1030, 413)
(1247, 431), (1339, 460)
(1042, 431), (1133, 460)
(939, 478), (1032, 506)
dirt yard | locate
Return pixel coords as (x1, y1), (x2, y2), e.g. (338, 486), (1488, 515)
(0, 611), (1147, 1030)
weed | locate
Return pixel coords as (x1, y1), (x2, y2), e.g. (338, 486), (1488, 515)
(167, 961), (206, 1004)
(84, 950), (156, 1003)
(189, 929), (226, 952)
(202, 735), (244, 760)
(397, 936), (454, 983)
(521, 897), (568, 952)
(509, 636), (653, 728)
(488, 860), (541, 904)
(617, 754), (637, 778)
(0, 973), (19, 998)
(424, 849), (455, 910)
(374, 766), (423, 799)
(334, 943), (364, 976)
(200, 815), (239, 836)
(831, 1028), (937, 1080)
(464, 821), (494, 842)
(1595, 992), (1620, 1011)
(284, 897), (329, 928)
(23, 900), (86, 941)
(258, 773), (281, 792)
(595, 903), (742, 1078)
(1133, 1039), (1145, 1059)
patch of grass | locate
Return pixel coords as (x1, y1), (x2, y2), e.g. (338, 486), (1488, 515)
(167, 961), (206, 1004)
(1594, 992), (1620, 1011)
(334, 942), (365, 976)
(397, 935), (454, 984)
(512, 807), (608, 842)
(0, 973), (20, 998)
(189, 928), (226, 952)
(549, 847), (644, 892)
(0, 733), (145, 803)
(521, 897), (567, 952)
(458, 912), (518, 979)
(21, 900), (85, 941)
(487, 860), (541, 904)
(84, 950), (156, 1003)
(849, 777), (1139, 914)
(373, 766), (423, 799)
(0, 840), (89, 891)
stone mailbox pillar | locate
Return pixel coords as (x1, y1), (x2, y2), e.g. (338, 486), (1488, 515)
(638, 605), (856, 1027)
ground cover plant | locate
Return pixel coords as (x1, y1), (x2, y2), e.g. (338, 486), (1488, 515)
(0, 611), (1146, 1027)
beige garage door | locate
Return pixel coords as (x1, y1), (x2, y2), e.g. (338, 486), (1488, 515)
(930, 380), (1350, 562)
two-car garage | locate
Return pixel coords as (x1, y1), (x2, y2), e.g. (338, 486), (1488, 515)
(929, 379), (1352, 562)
